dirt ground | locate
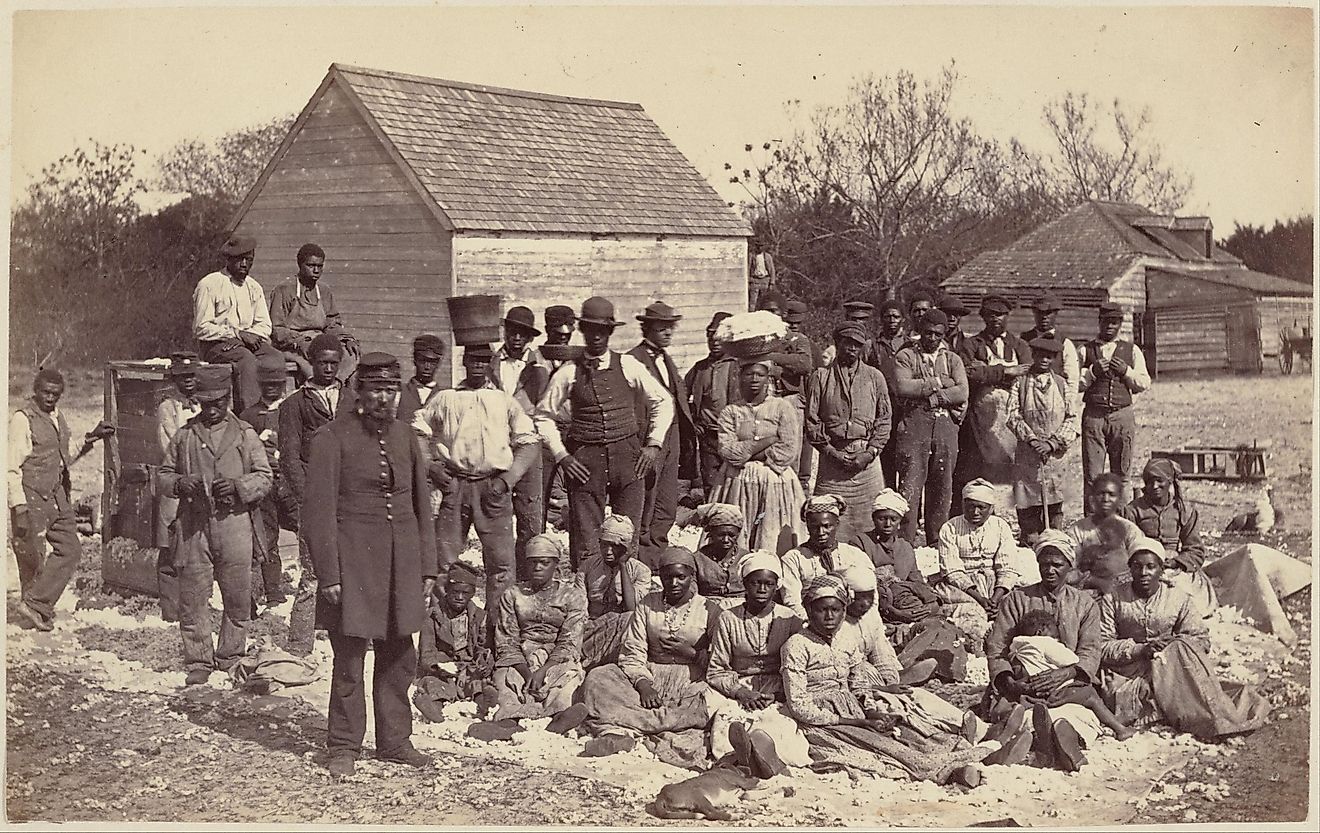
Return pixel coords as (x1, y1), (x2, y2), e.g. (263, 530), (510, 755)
(4, 368), (1315, 826)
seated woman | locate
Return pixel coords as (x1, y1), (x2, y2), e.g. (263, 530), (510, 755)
(933, 478), (1021, 620)
(581, 547), (724, 749)
(982, 532), (1106, 771)
(779, 495), (873, 618)
(1099, 538), (1269, 741)
(691, 503), (750, 609)
(1066, 472), (1144, 596)
(710, 355), (807, 555)
(781, 575), (991, 786)
(414, 562), (495, 722)
(1121, 458), (1216, 613)
(706, 550), (810, 776)
(579, 515), (654, 669)
(492, 535), (589, 731)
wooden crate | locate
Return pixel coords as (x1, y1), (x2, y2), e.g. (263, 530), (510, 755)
(1148, 445), (1268, 482)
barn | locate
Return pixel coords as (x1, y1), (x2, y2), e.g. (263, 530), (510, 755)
(228, 63), (749, 383)
(942, 200), (1313, 375)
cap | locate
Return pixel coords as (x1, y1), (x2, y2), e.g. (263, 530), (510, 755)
(843, 301), (875, 320)
(832, 322), (870, 345)
(309, 332), (343, 358)
(579, 296), (622, 328)
(195, 365), (233, 401)
(219, 235), (256, 257)
(463, 344), (494, 361)
(706, 311), (734, 331)
(446, 562), (482, 588)
(783, 300), (808, 323)
(980, 294), (1013, 314)
(412, 334), (445, 359)
(1029, 334), (1064, 355)
(1099, 301), (1124, 320)
(502, 306), (541, 336)
(1031, 293), (1063, 312)
(544, 305), (576, 329)
(256, 354), (287, 383)
(357, 352), (403, 381)
(168, 351), (200, 377)
(637, 301), (682, 324)
(937, 294), (970, 315)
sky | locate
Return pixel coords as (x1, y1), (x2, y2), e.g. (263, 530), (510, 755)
(7, 3), (1317, 233)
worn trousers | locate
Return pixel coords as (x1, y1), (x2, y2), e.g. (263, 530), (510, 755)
(252, 490), (293, 605)
(511, 452), (545, 576)
(895, 410), (960, 546)
(1081, 405), (1136, 498)
(287, 533), (318, 656)
(12, 491), (82, 621)
(199, 340), (281, 415)
(176, 511), (253, 673)
(697, 429), (722, 495)
(638, 434), (680, 568)
(1016, 504), (1064, 543)
(566, 436), (645, 571)
(327, 631), (416, 758)
(158, 524), (180, 621)
(435, 475), (516, 626)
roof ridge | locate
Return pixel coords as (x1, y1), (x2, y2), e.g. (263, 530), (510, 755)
(330, 63), (644, 111)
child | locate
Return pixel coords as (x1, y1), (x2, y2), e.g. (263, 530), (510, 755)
(414, 562), (495, 722)
(239, 353), (296, 612)
(1008, 609), (1135, 740)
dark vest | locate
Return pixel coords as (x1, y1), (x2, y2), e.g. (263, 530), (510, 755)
(1081, 340), (1135, 410)
(569, 352), (639, 444)
(20, 403), (72, 502)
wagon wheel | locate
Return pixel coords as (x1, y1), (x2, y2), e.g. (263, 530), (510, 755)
(1279, 344), (1294, 374)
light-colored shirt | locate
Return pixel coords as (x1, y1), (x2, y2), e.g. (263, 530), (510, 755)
(706, 602), (802, 698)
(8, 410), (40, 508)
(838, 607), (902, 685)
(1009, 635), (1080, 678)
(412, 384), (538, 477)
(779, 541), (873, 618)
(1078, 340), (1151, 395)
(193, 270), (272, 342)
(533, 350), (675, 461)
(493, 344), (529, 399)
(304, 381), (341, 416)
(937, 514), (1020, 595)
(157, 391), (201, 456)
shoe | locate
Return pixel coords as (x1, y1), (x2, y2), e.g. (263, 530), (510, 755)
(265, 593), (288, 606)
(378, 746), (433, 768)
(728, 721), (754, 768)
(1029, 704), (1056, 770)
(983, 726), (1033, 766)
(747, 728), (787, 779)
(1052, 719), (1087, 773)
(184, 669), (211, 686)
(16, 602), (52, 632)
(466, 718), (524, 742)
(899, 657), (938, 686)
(580, 734), (636, 757)
(951, 763), (983, 788)
(327, 753), (356, 779)
(413, 693), (448, 724)
(546, 703), (589, 735)
(984, 704), (1027, 745)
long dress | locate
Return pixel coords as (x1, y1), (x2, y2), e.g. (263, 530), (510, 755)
(578, 555), (654, 669)
(778, 541), (873, 618)
(694, 543), (749, 610)
(780, 629), (990, 782)
(705, 602), (810, 765)
(1121, 495), (1217, 613)
(581, 590), (724, 736)
(1005, 370), (1079, 512)
(711, 396), (807, 555)
(1098, 584), (1269, 740)
(492, 577), (588, 720)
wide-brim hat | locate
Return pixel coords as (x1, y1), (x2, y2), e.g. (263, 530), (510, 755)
(195, 365), (233, 401)
(219, 235), (256, 257)
(579, 296), (624, 328)
(502, 305), (541, 336)
(637, 301), (682, 324)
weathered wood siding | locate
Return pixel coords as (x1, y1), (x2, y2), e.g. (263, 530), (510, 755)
(1146, 269), (1254, 309)
(232, 82), (453, 367)
(1152, 306), (1230, 373)
(945, 289), (1107, 344)
(1258, 296), (1314, 355)
(452, 233), (748, 374)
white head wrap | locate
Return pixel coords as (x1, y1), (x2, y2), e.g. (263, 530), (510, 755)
(836, 565), (878, 593)
(871, 488), (910, 516)
(962, 478), (996, 505)
(738, 550), (782, 580)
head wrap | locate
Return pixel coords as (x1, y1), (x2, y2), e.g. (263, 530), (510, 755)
(598, 514), (635, 546)
(691, 503), (745, 530)
(1143, 457), (1182, 481)
(962, 478), (996, 505)
(801, 494), (846, 521)
(657, 546), (698, 573)
(738, 550), (782, 580)
(446, 562), (482, 587)
(837, 565), (878, 593)
(524, 534), (564, 561)
(1129, 537), (1167, 563)
(1032, 530), (1077, 566)
(802, 574), (850, 606)
(309, 332), (343, 359)
(871, 488), (910, 516)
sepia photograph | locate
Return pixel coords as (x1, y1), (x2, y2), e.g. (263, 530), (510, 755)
(4, 1), (1317, 828)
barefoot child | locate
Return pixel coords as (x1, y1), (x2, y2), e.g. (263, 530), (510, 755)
(1008, 609), (1135, 740)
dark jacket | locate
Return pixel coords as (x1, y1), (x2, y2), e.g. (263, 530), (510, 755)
(628, 341), (696, 476)
(277, 384), (355, 506)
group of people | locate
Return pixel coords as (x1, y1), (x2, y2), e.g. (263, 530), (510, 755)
(6, 234), (1268, 783)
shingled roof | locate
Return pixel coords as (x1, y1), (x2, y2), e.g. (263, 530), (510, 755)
(1149, 267), (1313, 298)
(319, 64), (747, 236)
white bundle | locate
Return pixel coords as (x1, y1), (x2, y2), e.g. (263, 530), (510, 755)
(715, 310), (788, 344)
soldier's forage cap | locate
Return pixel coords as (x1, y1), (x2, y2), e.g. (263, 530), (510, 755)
(783, 300), (808, 323)
(843, 301), (875, 320)
(1029, 334), (1064, 355)
(1098, 301), (1124, 320)
(1031, 293), (1063, 312)
(195, 365), (233, 402)
(832, 323), (870, 345)
(980, 294), (1014, 314)
(503, 306), (541, 336)
(219, 235), (256, 257)
(357, 352), (402, 381)
(463, 344), (494, 361)
(256, 354), (288, 383)
(168, 351), (200, 377)
(412, 334), (445, 359)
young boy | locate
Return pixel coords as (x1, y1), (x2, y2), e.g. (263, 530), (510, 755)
(1008, 609), (1135, 740)
(239, 354), (294, 611)
(414, 562), (495, 722)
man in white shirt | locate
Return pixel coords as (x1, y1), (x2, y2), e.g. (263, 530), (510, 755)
(1079, 302), (1151, 498)
(192, 235), (279, 414)
(533, 296), (674, 570)
(491, 306), (550, 569)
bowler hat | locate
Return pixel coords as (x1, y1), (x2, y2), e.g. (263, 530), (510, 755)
(579, 297), (623, 328)
(637, 301), (683, 324)
(1029, 334), (1064, 355)
(219, 235), (256, 257)
(937, 294), (970, 315)
(544, 305), (576, 330)
(1098, 301), (1124, 320)
(168, 351), (200, 377)
(412, 334), (445, 359)
(503, 306), (541, 336)
(980, 294), (1013, 314)
(195, 365), (233, 402)
(358, 352), (402, 381)
(256, 354), (288, 383)
(783, 300), (808, 323)
(1031, 293), (1063, 312)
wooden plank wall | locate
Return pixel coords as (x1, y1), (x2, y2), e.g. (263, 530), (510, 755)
(1257, 296), (1314, 355)
(453, 233), (748, 374)
(1153, 306), (1230, 373)
(232, 82), (454, 372)
(1146, 269), (1254, 309)
(945, 289), (1108, 343)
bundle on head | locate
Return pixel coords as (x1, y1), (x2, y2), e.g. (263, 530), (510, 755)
(715, 311), (788, 359)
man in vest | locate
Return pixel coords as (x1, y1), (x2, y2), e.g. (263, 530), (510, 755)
(684, 311), (738, 494)
(628, 302), (695, 566)
(192, 235), (280, 414)
(534, 296), (673, 570)
(279, 333), (356, 656)
(937, 293), (970, 355)
(1080, 301), (1151, 496)
(1020, 292), (1080, 394)
(268, 243), (359, 383)
(398, 334), (446, 424)
(158, 365), (272, 685)
(954, 294), (1032, 499)
(490, 306), (550, 567)
(9, 369), (112, 631)
(155, 351), (203, 622)
(537, 305), (577, 528)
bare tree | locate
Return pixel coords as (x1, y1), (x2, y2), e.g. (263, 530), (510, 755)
(1042, 92), (1192, 213)
(156, 114), (295, 203)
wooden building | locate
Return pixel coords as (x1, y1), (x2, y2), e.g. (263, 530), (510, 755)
(228, 64), (749, 382)
(942, 201), (1312, 375)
